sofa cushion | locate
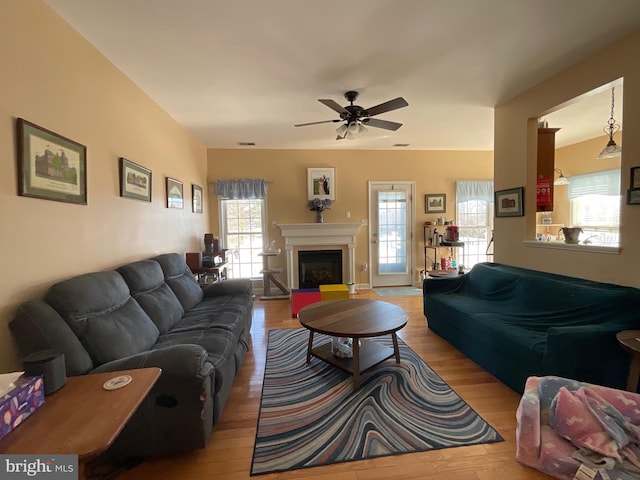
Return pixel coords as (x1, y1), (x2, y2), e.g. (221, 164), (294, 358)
(45, 271), (160, 365)
(466, 262), (520, 297)
(117, 260), (184, 333)
(153, 253), (203, 311)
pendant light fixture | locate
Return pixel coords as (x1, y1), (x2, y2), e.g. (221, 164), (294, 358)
(597, 87), (622, 159)
(554, 168), (569, 186)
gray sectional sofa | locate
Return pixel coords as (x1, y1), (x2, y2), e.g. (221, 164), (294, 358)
(9, 253), (253, 458)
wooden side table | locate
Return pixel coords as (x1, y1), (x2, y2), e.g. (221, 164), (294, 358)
(0, 367), (161, 479)
(616, 330), (640, 392)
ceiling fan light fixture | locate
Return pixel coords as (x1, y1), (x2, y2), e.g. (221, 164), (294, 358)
(597, 87), (622, 159)
(336, 124), (348, 137)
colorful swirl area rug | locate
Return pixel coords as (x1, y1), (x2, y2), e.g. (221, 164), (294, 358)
(250, 328), (503, 475)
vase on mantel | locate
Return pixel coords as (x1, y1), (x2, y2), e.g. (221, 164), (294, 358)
(315, 211), (324, 223)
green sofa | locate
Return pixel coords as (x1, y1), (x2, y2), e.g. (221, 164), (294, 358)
(423, 262), (640, 393)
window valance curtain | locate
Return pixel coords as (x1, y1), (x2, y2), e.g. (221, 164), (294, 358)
(214, 179), (267, 199)
(456, 180), (494, 203)
(567, 169), (620, 199)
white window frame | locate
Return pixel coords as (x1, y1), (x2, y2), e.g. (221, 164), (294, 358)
(219, 197), (267, 279)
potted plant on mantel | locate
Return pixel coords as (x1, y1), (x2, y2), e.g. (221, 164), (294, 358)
(307, 198), (332, 223)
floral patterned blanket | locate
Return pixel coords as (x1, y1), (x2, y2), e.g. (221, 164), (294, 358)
(516, 376), (640, 480)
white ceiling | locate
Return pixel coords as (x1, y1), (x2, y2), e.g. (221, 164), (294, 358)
(44, 0), (639, 150)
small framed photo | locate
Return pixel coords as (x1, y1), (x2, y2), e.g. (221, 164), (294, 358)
(119, 157), (151, 202)
(495, 187), (524, 217)
(16, 118), (87, 205)
(425, 194), (446, 213)
(192, 184), (203, 213)
(630, 166), (640, 190)
(307, 167), (335, 200)
(627, 189), (640, 205)
(166, 177), (184, 209)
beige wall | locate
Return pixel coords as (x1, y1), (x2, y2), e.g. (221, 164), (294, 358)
(207, 149), (493, 282)
(495, 28), (640, 287)
(0, 1), (209, 371)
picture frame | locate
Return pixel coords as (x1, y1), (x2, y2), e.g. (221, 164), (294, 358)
(495, 187), (524, 217)
(16, 118), (87, 205)
(119, 157), (152, 202)
(627, 189), (640, 205)
(630, 166), (640, 190)
(425, 194), (446, 213)
(192, 184), (203, 213)
(307, 167), (335, 200)
(166, 177), (184, 209)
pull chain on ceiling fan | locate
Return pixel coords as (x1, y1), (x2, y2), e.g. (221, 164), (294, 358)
(294, 91), (408, 140)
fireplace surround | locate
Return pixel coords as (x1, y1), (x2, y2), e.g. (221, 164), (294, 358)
(277, 223), (362, 289)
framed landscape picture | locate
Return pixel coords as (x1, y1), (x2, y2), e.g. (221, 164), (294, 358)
(307, 167), (335, 200)
(16, 118), (87, 205)
(425, 194), (446, 213)
(495, 187), (524, 217)
(192, 184), (203, 213)
(119, 157), (152, 202)
(166, 177), (184, 209)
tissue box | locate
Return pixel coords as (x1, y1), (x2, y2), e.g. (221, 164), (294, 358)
(0, 375), (45, 440)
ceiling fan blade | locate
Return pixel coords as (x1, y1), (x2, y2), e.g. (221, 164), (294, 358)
(318, 99), (349, 114)
(294, 119), (340, 127)
(365, 97), (408, 117)
(364, 118), (403, 131)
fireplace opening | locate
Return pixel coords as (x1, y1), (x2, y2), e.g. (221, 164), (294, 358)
(298, 250), (343, 288)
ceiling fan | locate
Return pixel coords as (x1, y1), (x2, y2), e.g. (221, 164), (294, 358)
(294, 91), (408, 140)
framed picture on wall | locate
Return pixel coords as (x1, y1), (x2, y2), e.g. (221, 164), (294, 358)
(166, 177), (184, 209)
(425, 194), (446, 213)
(495, 187), (524, 217)
(627, 189), (640, 205)
(192, 184), (203, 213)
(16, 118), (87, 205)
(630, 166), (640, 190)
(307, 167), (335, 200)
(119, 157), (152, 202)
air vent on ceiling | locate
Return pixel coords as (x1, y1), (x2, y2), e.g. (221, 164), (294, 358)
(393, 143), (410, 147)
(237, 142), (256, 146)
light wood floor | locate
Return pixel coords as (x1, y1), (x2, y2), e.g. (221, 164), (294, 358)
(115, 290), (552, 480)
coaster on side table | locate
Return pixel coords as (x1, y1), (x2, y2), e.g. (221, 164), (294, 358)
(103, 375), (132, 390)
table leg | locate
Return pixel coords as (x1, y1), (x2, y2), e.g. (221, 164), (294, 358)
(352, 337), (360, 389)
(391, 332), (401, 364)
(306, 331), (314, 364)
(627, 355), (640, 392)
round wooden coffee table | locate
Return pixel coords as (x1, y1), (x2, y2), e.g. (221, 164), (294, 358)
(298, 298), (408, 388)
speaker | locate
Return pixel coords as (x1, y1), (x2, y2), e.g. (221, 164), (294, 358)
(186, 252), (202, 271)
(23, 350), (66, 395)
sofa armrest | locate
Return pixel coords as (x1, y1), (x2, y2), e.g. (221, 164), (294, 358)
(202, 278), (253, 297)
(90, 344), (216, 457)
(422, 275), (465, 295)
(91, 344), (214, 381)
(543, 324), (629, 389)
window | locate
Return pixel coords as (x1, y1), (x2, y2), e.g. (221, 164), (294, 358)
(567, 169), (620, 246)
(456, 181), (494, 269)
(220, 198), (266, 278)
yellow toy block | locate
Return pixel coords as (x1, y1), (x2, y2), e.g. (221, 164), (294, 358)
(319, 284), (349, 300)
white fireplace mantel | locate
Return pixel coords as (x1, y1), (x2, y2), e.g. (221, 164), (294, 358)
(277, 222), (363, 289)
